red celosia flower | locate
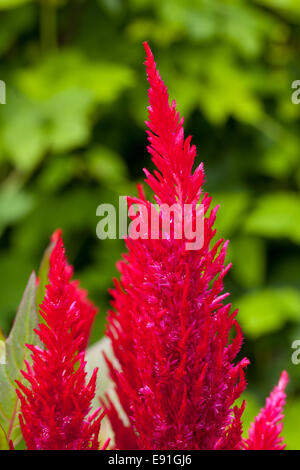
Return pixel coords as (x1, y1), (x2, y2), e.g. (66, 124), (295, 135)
(104, 42), (250, 450)
(243, 371), (289, 450)
(16, 233), (108, 450)
(50, 229), (97, 352)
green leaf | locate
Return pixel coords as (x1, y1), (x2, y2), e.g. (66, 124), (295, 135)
(0, 272), (38, 445)
(1, 92), (48, 172)
(0, 423), (9, 450)
(197, 53), (263, 124)
(237, 287), (300, 338)
(44, 89), (94, 153)
(17, 50), (134, 103)
(245, 192), (300, 243)
(1, 89), (95, 171)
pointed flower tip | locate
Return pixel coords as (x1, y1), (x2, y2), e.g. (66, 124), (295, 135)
(143, 41), (152, 57)
(278, 370), (289, 390)
(35, 274), (40, 287)
(243, 370), (288, 450)
(51, 228), (63, 243)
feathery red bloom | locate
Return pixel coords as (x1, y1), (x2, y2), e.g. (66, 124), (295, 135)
(243, 371), (289, 450)
(104, 42), (249, 450)
(16, 233), (107, 450)
(51, 229), (98, 352)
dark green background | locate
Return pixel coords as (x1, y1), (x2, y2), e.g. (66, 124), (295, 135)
(0, 0), (300, 448)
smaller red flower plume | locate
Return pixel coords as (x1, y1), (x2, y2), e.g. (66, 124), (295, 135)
(243, 371), (289, 450)
(16, 233), (108, 450)
(52, 229), (97, 352)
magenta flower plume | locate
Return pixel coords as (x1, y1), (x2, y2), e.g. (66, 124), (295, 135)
(104, 42), (250, 450)
(16, 233), (108, 450)
(243, 371), (289, 450)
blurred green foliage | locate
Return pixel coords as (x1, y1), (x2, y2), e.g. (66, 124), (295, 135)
(0, 0), (300, 448)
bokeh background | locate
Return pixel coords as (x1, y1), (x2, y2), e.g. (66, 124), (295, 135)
(0, 0), (300, 448)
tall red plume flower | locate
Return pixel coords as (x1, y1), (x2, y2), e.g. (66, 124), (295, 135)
(104, 42), (250, 450)
(16, 233), (108, 450)
(243, 371), (289, 450)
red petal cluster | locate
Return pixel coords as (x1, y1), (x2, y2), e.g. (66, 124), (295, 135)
(17, 234), (107, 450)
(243, 371), (289, 450)
(104, 43), (250, 450)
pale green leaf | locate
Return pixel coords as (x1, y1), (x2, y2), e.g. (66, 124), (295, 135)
(0, 423), (9, 450)
(85, 337), (126, 446)
(85, 337), (117, 412)
(0, 272), (38, 445)
(0, 341), (5, 365)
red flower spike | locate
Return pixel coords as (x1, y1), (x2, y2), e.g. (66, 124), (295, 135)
(243, 371), (289, 450)
(104, 43), (250, 450)
(17, 234), (106, 450)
